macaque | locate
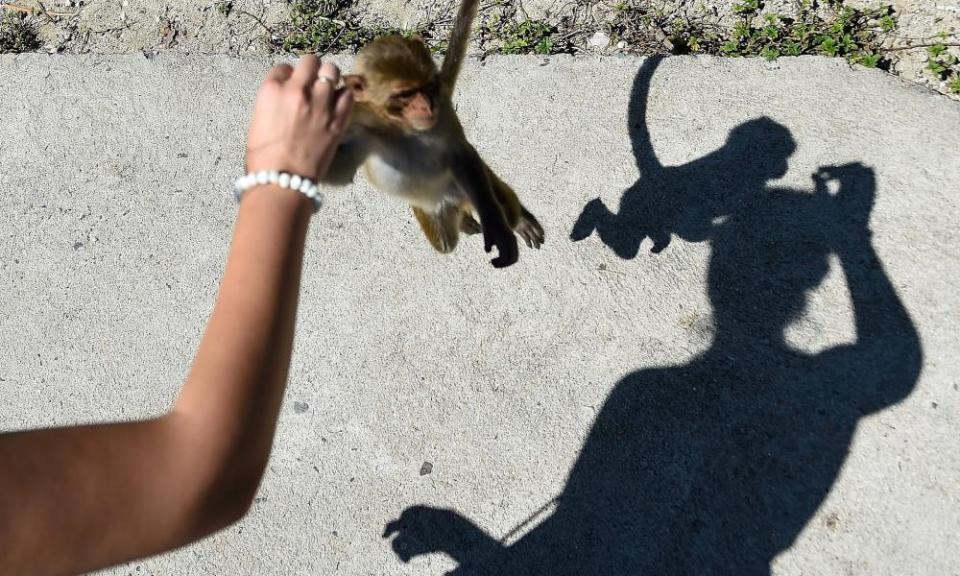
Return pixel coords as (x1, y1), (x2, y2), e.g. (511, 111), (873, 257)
(320, 0), (544, 268)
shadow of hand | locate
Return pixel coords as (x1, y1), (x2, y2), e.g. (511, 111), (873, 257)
(384, 505), (502, 566)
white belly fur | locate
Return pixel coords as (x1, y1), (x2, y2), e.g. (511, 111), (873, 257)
(363, 153), (454, 211)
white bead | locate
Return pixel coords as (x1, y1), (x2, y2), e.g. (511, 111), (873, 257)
(278, 173), (291, 188)
(246, 174), (256, 188)
(256, 171), (268, 185)
(299, 179), (311, 193)
(307, 184), (318, 198)
(290, 174), (302, 189)
(267, 170), (279, 184)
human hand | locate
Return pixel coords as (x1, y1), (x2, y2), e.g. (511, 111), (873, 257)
(245, 55), (353, 182)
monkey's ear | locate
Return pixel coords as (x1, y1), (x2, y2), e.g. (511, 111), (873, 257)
(344, 75), (368, 101)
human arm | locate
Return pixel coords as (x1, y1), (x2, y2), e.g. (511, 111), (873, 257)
(0, 55), (352, 576)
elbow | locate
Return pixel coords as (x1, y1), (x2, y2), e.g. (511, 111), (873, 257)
(207, 479), (259, 531)
(192, 456), (266, 535)
(159, 414), (266, 539)
(179, 465), (263, 540)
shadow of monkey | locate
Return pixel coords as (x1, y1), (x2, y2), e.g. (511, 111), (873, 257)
(382, 57), (923, 575)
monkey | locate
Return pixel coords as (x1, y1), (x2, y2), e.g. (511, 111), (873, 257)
(319, 0), (545, 268)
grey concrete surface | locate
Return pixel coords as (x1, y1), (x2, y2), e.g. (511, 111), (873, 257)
(1, 54), (958, 575)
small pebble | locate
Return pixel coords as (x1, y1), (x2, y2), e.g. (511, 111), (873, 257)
(588, 31), (610, 48)
(419, 461), (433, 476)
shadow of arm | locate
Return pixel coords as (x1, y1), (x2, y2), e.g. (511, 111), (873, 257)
(829, 164), (923, 406)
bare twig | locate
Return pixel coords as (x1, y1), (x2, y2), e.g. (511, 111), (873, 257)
(236, 9), (273, 34)
(86, 20), (138, 34)
(882, 42), (960, 52)
(308, 14), (347, 27)
(1, 1), (73, 17)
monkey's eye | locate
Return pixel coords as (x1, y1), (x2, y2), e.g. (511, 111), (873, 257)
(392, 88), (418, 100)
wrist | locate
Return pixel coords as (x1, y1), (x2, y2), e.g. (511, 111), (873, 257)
(234, 170), (323, 213)
(243, 184), (313, 211)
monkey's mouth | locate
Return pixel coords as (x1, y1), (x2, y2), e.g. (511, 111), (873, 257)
(408, 117), (437, 132)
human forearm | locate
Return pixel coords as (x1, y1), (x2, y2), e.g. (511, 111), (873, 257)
(174, 185), (312, 494)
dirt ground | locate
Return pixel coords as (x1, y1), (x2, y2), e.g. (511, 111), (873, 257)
(3, 0), (960, 97)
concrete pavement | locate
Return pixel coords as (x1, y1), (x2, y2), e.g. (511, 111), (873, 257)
(1, 54), (958, 575)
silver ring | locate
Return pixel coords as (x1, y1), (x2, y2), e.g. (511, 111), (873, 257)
(316, 74), (337, 85)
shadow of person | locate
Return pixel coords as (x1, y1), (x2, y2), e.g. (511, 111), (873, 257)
(382, 59), (923, 576)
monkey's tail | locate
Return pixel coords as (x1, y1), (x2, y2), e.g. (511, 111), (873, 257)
(440, 0), (481, 92)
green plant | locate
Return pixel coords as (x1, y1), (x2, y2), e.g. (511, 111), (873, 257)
(497, 19), (555, 55)
(0, 11), (41, 54)
(733, 0), (761, 15)
(277, 0), (441, 53)
(925, 42), (960, 94)
(949, 76), (960, 94)
(717, 1), (895, 68)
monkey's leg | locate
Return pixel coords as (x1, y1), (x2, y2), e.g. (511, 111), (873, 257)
(460, 213), (482, 235)
(484, 167), (545, 249)
(412, 203), (462, 254)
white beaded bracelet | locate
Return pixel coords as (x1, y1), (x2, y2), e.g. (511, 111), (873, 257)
(233, 170), (324, 212)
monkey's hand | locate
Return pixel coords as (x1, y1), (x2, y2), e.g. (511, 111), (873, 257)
(383, 506), (503, 566)
(451, 146), (519, 268)
(483, 215), (519, 268)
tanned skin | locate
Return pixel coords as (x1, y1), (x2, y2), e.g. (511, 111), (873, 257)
(320, 0), (545, 268)
(0, 56), (352, 576)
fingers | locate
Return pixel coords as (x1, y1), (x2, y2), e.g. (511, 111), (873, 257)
(330, 88), (354, 132)
(265, 63), (294, 84)
(314, 60), (341, 91)
(290, 54), (321, 90)
(312, 60), (342, 112)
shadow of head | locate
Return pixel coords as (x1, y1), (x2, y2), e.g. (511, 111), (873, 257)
(721, 118), (797, 181)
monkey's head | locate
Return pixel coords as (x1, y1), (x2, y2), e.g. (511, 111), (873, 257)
(347, 35), (441, 132)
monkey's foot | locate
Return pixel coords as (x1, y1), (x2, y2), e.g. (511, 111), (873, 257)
(460, 213), (482, 235)
(570, 198), (603, 241)
(516, 212), (545, 249)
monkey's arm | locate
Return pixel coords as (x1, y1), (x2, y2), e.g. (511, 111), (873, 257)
(452, 145), (519, 268)
(320, 131), (371, 186)
(384, 506), (504, 567)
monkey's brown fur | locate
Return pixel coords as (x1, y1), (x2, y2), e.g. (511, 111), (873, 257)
(320, 0), (543, 268)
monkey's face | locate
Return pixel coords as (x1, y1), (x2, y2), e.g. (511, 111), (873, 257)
(386, 80), (440, 132)
(350, 35), (442, 133)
